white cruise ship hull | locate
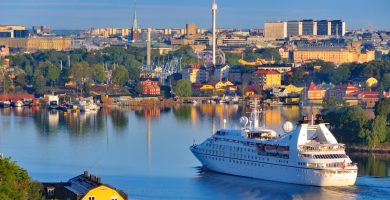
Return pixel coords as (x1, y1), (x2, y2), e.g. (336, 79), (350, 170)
(191, 148), (357, 187)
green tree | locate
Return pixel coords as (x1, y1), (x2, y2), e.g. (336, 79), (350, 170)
(288, 68), (305, 85)
(46, 63), (60, 86)
(0, 157), (43, 200)
(174, 79), (192, 97)
(15, 73), (27, 87)
(91, 64), (106, 83)
(375, 98), (390, 117)
(382, 73), (390, 90)
(365, 116), (389, 148)
(112, 66), (129, 85)
(33, 74), (45, 94)
(225, 52), (241, 66)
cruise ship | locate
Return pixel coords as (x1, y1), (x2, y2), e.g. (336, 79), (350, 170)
(190, 102), (358, 186)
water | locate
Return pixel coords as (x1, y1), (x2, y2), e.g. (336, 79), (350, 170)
(0, 105), (389, 200)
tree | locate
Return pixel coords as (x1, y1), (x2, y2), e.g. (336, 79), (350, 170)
(174, 79), (192, 97)
(111, 66), (129, 85)
(46, 63), (60, 86)
(375, 98), (390, 117)
(0, 157), (43, 199)
(383, 73), (390, 90)
(288, 68), (305, 85)
(90, 64), (106, 83)
(33, 74), (45, 94)
(15, 73), (27, 87)
(323, 106), (368, 143)
(364, 116), (389, 148)
(225, 52), (241, 66)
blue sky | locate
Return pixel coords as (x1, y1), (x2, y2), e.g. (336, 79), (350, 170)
(1, 0), (390, 30)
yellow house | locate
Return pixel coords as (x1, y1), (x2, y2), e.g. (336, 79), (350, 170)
(82, 185), (126, 200)
(252, 69), (281, 88)
(42, 171), (127, 200)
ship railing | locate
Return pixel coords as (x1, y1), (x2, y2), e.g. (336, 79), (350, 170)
(298, 145), (345, 152)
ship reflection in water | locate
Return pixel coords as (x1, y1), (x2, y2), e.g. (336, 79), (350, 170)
(0, 105), (389, 199)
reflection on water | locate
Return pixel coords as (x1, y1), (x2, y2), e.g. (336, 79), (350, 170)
(0, 105), (389, 199)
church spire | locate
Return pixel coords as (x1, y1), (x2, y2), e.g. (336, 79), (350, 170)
(132, 0), (138, 30)
(131, 0), (139, 42)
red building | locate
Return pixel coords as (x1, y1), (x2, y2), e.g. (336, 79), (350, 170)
(140, 79), (160, 96)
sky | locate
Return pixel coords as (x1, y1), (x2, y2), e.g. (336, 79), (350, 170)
(1, 0), (390, 30)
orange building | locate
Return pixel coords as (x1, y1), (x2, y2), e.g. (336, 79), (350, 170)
(140, 79), (160, 96)
(307, 82), (326, 104)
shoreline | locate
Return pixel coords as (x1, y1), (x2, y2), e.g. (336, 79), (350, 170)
(347, 145), (390, 154)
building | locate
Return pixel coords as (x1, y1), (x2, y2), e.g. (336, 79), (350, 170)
(228, 65), (242, 84)
(307, 82), (326, 104)
(215, 65), (230, 81)
(0, 25), (29, 38)
(252, 69), (281, 88)
(302, 19), (317, 36)
(140, 79), (160, 96)
(131, 7), (139, 41)
(0, 37), (72, 51)
(42, 171), (127, 200)
(257, 64), (292, 74)
(264, 21), (287, 39)
(331, 20), (346, 37)
(32, 25), (51, 35)
(186, 23), (196, 36)
(287, 21), (302, 36)
(293, 42), (375, 64)
(0, 45), (9, 57)
(317, 20), (331, 36)
(182, 66), (209, 84)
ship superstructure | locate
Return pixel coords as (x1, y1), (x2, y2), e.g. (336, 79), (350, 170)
(190, 102), (357, 186)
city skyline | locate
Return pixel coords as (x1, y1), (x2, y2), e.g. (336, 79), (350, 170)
(1, 0), (390, 30)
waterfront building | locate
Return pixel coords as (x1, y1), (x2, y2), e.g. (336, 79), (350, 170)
(287, 21), (303, 37)
(264, 21), (287, 39)
(307, 82), (326, 104)
(252, 69), (281, 88)
(186, 23), (197, 36)
(140, 79), (161, 96)
(0, 37), (72, 51)
(302, 19), (317, 36)
(42, 171), (127, 200)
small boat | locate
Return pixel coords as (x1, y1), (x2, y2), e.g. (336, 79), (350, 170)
(0, 101), (11, 108)
(14, 100), (24, 107)
(46, 95), (60, 110)
(23, 99), (33, 107)
(231, 96), (239, 104)
(78, 99), (98, 112)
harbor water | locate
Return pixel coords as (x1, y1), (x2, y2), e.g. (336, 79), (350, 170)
(0, 105), (389, 199)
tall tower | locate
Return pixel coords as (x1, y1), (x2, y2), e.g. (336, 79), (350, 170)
(131, 1), (139, 42)
(211, 0), (217, 66)
(147, 28), (152, 66)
